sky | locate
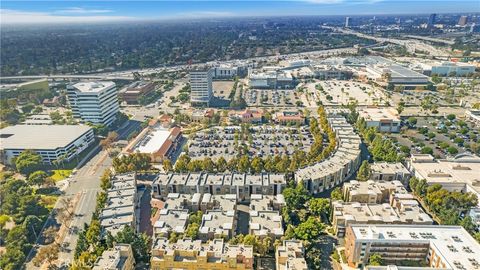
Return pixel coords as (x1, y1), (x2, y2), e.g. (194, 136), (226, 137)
(1, 0), (479, 25)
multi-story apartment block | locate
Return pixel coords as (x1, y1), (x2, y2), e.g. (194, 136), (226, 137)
(99, 173), (139, 236)
(152, 173), (286, 201)
(151, 238), (254, 270)
(163, 193), (202, 212)
(249, 210), (284, 239)
(275, 240), (308, 270)
(67, 81), (119, 126)
(332, 200), (433, 237)
(343, 180), (407, 204)
(153, 209), (189, 237)
(295, 115), (362, 194)
(199, 210), (236, 241)
(345, 225), (480, 270)
(190, 68), (213, 106)
(370, 162), (411, 184)
(200, 193), (237, 212)
(93, 244), (135, 270)
(249, 194), (285, 212)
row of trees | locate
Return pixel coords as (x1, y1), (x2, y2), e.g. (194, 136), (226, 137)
(112, 153), (152, 173)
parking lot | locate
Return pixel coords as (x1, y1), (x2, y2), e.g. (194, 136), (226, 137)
(315, 80), (388, 106)
(244, 89), (301, 107)
(389, 115), (479, 159)
(187, 125), (314, 160)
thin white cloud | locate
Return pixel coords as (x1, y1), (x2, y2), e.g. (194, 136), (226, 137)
(54, 7), (114, 14)
(0, 9), (136, 25)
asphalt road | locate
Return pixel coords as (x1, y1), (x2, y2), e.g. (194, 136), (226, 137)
(24, 149), (112, 269)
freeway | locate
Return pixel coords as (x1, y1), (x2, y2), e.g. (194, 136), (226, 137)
(0, 74), (134, 81)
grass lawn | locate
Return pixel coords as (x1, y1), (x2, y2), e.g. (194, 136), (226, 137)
(50, 169), (73, 182)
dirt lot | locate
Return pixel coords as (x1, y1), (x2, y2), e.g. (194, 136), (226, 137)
(213, 80), (235, 99)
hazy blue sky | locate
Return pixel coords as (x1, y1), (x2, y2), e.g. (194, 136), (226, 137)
(1, 0), (479, 24)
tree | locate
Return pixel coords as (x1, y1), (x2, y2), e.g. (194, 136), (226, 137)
(369, 253), (383, 266)
(446, 114), (456, 121)
(28, 170), (48, 186)
(115, 226), (150, 262)
(447, 146), (458, 155)
(163, 159), (173, 172)
(357, 160), (371, 181)
(308, 198), (330, 219)
(294, 217), (325, 241)
(421, 146), (433, 155)
(33, 243), (60, 268)
(86, 220), (101, 246)
(330, 187), (343, 201)
(408, 117), (417, 126)
(0, 247), (26, 270)
(14, 150), (42, 176)
(185, 223), (199, 239)
(216, 157), (227, 172)
(42, 226), (58, 244)
(251, 156), (264, 173)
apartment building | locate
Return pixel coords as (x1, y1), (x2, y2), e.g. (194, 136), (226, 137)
(249, 194), (285, 212)
(67, 81), (119, 126)
(190, 68), (213, 106)
(275, 240), (308, 270)
(370, 162), (411, 184)
(358, 107), (401, 133)
(295, 115), (362, 194)
(162, 192), (202, 212)
(153, 209), (189, 237)
(407, 153), (480, 225)
(343, 180), (408, 204)
(332, 200), (433, 237)
(99, 173), (139, 236)
(200, 193), (237, 212)
(152, 173), (287, 201)
(249, 210), (284, 239)
(345, 225), (480, 270)
(200, 210), (236, 241)
(465, 109), (480, 126)
(151, 238), (254, 270)
(93, 244), (135, 270)
(0, 124), (94, 165)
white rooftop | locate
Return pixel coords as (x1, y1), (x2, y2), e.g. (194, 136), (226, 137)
(72, 81), (115, 93)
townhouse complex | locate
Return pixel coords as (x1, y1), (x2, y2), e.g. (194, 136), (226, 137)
(152, 173), (287, 201)
(295, 115), (362, 194)
(93, 244), (135, 270)
(275, 240), (308, 270)
(99, 173), (139, 236)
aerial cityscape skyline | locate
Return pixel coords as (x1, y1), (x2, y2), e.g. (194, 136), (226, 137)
(1, 0), (479, 24)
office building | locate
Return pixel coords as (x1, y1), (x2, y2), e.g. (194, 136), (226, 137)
(358, 107), (401, 133)
(343, 180), (407, 204)
(370, 162), (411, 184)
(99, 173), (139, 236)
(93, 244), (135, 270)
(458, 15), (468, 26)
(295, 115), (362, 194)
(345, 17), (351, 28)
(151, 238), (254, 270)
(190, 68), (213, 106)
(119, 81), (155, 104)
(332, 200), (433, 237)
(67, 81), (119, 126)
(0, 125), (94, 165)
(274, 111), (305, 125)
(275, 240), (308, 270)
(248, 69), (295, 89)
(427, 13), (436, 28)
(345, 225), (480, 269)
